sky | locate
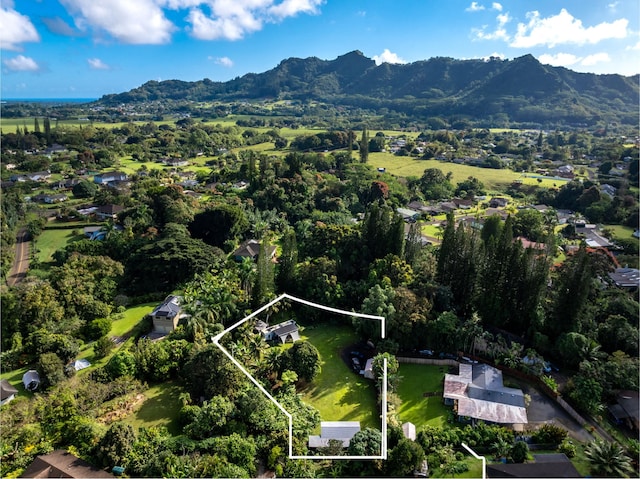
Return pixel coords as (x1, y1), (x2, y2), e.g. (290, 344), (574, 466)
(1, 0), (638, 98)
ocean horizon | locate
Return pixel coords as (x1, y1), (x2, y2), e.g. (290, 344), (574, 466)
(1, 98), (98, 104)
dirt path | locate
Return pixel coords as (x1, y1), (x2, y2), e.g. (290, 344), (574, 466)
(7, 228), (29, 287)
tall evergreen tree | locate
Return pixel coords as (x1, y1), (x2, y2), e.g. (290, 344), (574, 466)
(253, 239), (275, 307)
(34, 117), (41, 134)
(43, 117), (52, 146)
(548, 245), (594, 336)
(359, 128), (369, 163)
(277, 228), (298, 292)
(361, 202), (404, 263)
(404, 221), (422, 267)
(436, 213), (480, 318)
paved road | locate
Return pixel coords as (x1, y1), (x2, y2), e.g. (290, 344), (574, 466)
(521, 383), (594, 443)
(7, 228), (29, 287)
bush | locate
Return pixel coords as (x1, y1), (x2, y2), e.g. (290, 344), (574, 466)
(532, 423), (567, 447)
(93, 336), (115, 359)
(541, 375), (558, 392)
(84, 317), (112, 341)
(510, 441), (529, 463)
(558, 439), (577, 458)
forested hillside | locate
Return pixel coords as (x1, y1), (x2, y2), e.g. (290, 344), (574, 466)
(96, 51), (639, 126)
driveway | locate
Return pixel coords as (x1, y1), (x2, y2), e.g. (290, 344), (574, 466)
(7, 228), (29, 287)
(521, 382), (594, 443)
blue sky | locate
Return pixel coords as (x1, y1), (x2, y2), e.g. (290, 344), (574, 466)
(1, 0), (638, 98)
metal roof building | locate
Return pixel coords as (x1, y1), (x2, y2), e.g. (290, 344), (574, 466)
(443, 364), (528, 425)
(308, 421), (361, 448)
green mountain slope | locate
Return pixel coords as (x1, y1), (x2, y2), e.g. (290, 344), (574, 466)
(96, 51), (639, 126)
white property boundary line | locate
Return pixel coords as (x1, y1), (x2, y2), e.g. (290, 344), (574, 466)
(212, 293), (388, 460)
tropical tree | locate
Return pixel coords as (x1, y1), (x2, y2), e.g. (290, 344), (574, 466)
(585, 440), (634, 478)
(96, 422), (136, 468)
(281, 341), (321, 383)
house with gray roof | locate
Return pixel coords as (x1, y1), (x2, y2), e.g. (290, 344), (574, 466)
(233, 239), (276, 262)
(20, 450), (113, 478)
(150, 295), (183, 334)
(608, 268), (640, 290)
(308, 421), (361, 448)
(262, 319), (300, 344)
(443, 363), (528, 426)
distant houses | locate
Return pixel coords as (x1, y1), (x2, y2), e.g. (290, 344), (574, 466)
(95, 204), (124, 220)
(94, 171), (128, 185)
(233, 239), (277, 262)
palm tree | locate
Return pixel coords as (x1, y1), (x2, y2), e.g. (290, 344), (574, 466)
(492, 437), (512, 461)
(585, 440), (634, 478)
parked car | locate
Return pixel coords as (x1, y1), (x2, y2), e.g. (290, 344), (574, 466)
(350, 350), (365, 360)
(546, 362), (560, 372)
(418, 349), (434, 357)
(439, 352), (457, 360)
(351, 357), (361, 371)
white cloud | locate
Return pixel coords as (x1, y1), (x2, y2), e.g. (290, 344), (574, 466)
(3, 54), (40, 71)
(185, 0), (323, 41)
(492, 2), (502, 11)
(210, 55), (234, 67)
(88, 58), (110, 69)
(187, 7), (262, 40)
(538, 52), (611, 68)
(466, 2), (485, 12)
(268, 0), (323, 19)
(626, 40), (640, 50)
(0, 7), (40, 51)
(372, 48), (406, 66)
(483, 52), (505, 60)
(538, 52), (580, 67)
(473, 12), (510, 41)
(60, 0), (175, 44)
(581, 52), (610, 66)
(510, 9), (628, 48)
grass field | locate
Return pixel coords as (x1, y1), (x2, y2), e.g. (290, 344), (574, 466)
(429, 457), (485, 478)
(110, 303), (155, 337)
(297, 322), (379, 429)
(368, 154), (524, 190)
(602, 224), (636, 240)
(127, 381), (183, 435)
(34, 227), (84, 263)
(397, 363), (450, 429)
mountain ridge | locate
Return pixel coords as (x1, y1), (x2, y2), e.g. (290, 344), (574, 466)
(96, 51), (639, 126)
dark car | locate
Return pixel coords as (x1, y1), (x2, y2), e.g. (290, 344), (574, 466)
(439, 352), (457, 360)
(418, 349), (434, 357)
(351, 357), (361, 371)
(350, 350), (365, 360)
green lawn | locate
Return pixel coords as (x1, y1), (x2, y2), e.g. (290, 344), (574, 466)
(367, 154), (522, 190)
(110, 303), (155, 337)
(296, 322), (379, 429)
(34, 227), (84, 263)
(429, 457), (485, 478)
(127, 381), (184, 435)
(397, 363), (450, 428)
(602, 224), (636, 240)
